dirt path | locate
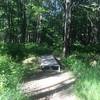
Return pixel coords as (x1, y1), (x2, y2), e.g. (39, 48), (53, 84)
(21, 71), (77, 100)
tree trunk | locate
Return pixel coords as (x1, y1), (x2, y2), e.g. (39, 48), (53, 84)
(21, 1), (27, 43)
(63, 0), (72, 57)
(36, 15), (42, 43)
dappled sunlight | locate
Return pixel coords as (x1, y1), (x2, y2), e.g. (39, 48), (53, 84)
(22, 56), (37, 65)
(21, 71), (76, 100)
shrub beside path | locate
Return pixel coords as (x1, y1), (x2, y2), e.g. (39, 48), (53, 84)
(21, 71), (77, 100)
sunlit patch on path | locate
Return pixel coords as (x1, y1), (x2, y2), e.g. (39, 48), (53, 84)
(21, 71), (77, 100)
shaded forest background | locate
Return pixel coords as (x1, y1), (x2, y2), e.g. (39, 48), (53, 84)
(0, 0), (100, 58)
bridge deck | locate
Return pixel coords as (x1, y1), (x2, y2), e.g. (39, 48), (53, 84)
(39, 55), (60, 71)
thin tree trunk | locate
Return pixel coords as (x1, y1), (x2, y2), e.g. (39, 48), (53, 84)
(36, 15), (42, 43)
(21, 1), (27, 43)
(63, 0), (71, 57)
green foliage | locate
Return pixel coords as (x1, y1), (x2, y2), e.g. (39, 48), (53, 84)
(25, 43), (53, 56)
(6, 43), (26, 60)
(0, 42), (7, 55)
(71, 44), (100, 54)
(0, 89), (26, 100)
(0, 55), (25, 100)
(72, 2), (100, 45)
(63, 53), (100, 100)
(0, 42), (62, 61)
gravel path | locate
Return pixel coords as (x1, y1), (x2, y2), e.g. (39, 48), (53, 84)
(21, 71), (77, 100)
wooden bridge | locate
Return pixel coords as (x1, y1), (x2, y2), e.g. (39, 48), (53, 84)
(39, 55), (60, 72)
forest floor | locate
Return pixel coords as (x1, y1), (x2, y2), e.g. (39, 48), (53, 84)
(21, 70), (77, 100)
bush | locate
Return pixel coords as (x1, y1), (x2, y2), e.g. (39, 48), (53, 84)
(0, 88), (26, 100)
(0, 55), (25, 100)
(0, 42), (7, 55)
(25, 43), (52, 55)
(6, 43), (26, 61)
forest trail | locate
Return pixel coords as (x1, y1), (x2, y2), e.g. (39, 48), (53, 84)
(21, 71), (77, 100)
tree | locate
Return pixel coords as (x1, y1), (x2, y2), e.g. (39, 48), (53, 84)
(63, 0), (72, 56)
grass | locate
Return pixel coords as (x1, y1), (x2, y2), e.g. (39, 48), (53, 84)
(0, 55), (27, 100)
(0, 88), (26, 100)
(63, 52), (100, 100)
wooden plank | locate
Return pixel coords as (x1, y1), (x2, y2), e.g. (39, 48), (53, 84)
(39, 55), (60, 72)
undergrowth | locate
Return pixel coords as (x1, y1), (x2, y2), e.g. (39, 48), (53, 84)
(0, 55), (27, 100)
(63, 52), (100, 100)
